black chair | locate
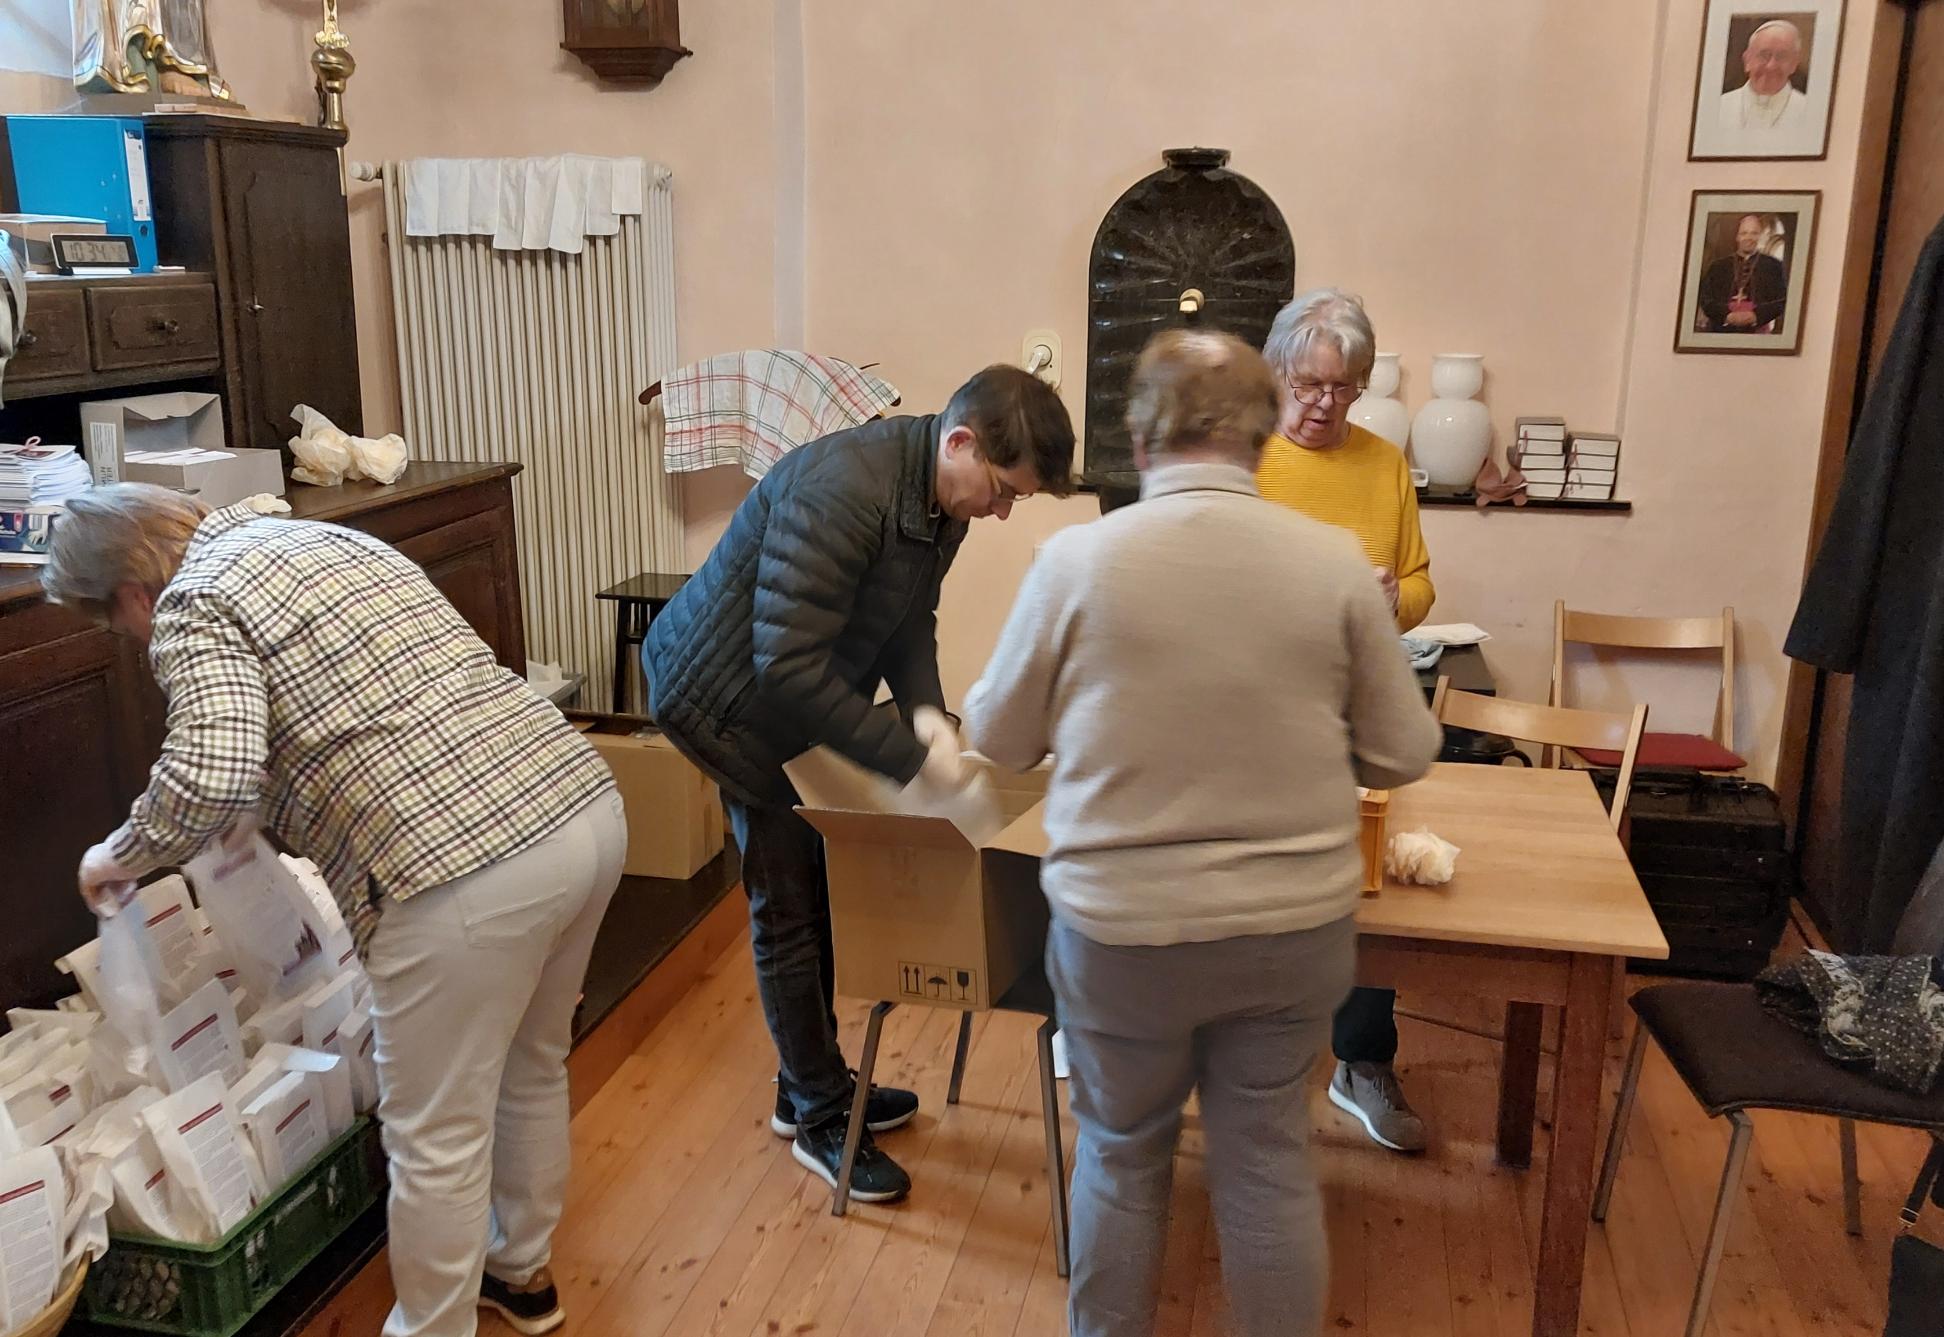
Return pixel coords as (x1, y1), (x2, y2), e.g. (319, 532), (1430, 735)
(1592, 876), (1944, 1337)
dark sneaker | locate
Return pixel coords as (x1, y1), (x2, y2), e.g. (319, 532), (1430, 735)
(791, 1117), (912, 1203)
(770, 1073), (919, 1138)
(479, 1268), (564, 1335)
(1328, 1060), (1429, 1153)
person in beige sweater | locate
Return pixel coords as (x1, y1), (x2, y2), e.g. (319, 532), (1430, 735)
(963, 330), (1441, 1337)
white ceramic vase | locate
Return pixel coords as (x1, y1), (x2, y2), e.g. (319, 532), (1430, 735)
(1347, 351), (1410, 449)
(1411, 353), (1491, 486)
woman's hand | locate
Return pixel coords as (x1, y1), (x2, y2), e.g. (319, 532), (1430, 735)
(78, 841), (139, 916)
(1375, 567), (1401, 614)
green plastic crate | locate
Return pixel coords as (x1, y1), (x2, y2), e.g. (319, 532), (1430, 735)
(81, 1117), (385, 1337)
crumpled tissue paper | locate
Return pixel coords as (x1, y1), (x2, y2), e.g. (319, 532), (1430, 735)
(1385, 828), (1460, 886)
(288, 404), (409, 487)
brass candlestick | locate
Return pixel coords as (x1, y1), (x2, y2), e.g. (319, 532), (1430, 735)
(311, 0), (355, 131)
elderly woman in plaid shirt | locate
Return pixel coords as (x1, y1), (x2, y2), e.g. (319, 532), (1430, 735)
(46, 485), (624, 1337)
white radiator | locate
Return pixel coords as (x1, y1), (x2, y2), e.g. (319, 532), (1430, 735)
(378, 163), (682, 712)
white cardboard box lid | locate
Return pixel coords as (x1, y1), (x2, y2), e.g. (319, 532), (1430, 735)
(89, 390), (221, 422)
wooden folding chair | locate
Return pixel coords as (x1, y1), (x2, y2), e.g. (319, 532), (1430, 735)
(1431, 681), (1648, 826)
(1551, 602), (1742, 772)
(1432, 681), (1650, 1052)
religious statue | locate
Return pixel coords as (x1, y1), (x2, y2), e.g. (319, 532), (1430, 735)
(311, 0), (356, 131)
(73, 0), (236, 102)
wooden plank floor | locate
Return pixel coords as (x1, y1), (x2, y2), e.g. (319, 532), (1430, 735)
(303, 921), (1934, 1337)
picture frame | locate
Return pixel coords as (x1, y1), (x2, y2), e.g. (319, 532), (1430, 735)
(1675, 190), (1820, 355)
(1688, 0), (1844, 161)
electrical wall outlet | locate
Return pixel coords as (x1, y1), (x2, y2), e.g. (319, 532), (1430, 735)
(1021, 329), (1061, 389)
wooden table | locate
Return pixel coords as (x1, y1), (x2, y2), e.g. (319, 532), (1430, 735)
(1358, 763), (1668, 1337)
(596, 572), (689, 714)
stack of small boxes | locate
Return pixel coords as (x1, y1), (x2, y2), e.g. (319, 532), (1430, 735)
(1513, 417), (1621, 501)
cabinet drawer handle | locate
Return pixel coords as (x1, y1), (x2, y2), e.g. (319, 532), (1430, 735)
(148, 317), (182, 336)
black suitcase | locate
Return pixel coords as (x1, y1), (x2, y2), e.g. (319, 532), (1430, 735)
(1589, 769), (1790, 979)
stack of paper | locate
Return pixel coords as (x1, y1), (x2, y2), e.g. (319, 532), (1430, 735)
(122, 448), (236, 468)
(0, 442), (91, 506)
(1512, 416), (1567, 473)
(1560, 433), (1622, 499)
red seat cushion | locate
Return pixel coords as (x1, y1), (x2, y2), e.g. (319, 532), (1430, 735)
(1576, 731), (1745, 771)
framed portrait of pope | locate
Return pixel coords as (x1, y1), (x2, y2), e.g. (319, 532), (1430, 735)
(1688, 0), (1845, 161)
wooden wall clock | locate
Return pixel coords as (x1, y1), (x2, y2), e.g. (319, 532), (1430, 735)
(562, 0), (692, 84)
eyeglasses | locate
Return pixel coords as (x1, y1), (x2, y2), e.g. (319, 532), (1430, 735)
(981, 454), (1029, 504)
(1288, 379), (1366, 407)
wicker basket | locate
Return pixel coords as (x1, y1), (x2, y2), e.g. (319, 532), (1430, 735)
(7, 1260), (88, 1337)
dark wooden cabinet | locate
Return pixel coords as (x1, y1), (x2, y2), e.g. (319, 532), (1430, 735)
(0, 463), (524, 1013)
(4, 275), (222, 400)
(7, 287), (89, 386)
(393, 511), (528, 673)
(146, 117), (363, 450)
(85, 281), (221, 372)
(0, 596), (162, 1012)
(288, 463), (528, 676)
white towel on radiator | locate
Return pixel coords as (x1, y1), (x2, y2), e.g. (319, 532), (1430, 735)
(404, 156), (655, 254)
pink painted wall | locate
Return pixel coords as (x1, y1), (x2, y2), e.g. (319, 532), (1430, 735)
(198, 0), (784, 551)
(24, 0), (1869, 781)
(799, 0), (1877, 782)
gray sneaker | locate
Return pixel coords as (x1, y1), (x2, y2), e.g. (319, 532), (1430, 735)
(1328, 1060), (1428, 1153)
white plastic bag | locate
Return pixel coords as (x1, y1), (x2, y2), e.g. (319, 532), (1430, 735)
(287, 404), (408, 486)
(1384, 828), (1461, 886)
(96, 906), (166, 1052)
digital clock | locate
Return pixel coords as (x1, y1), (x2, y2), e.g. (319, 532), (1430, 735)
(49, 233), (139, 273)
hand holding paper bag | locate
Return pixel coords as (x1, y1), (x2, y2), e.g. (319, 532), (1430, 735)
(911, 706), (971, 791)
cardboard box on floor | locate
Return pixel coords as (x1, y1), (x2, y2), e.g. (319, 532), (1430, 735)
(787, 747), (1049, 1012)
(570, 714), (725, 880)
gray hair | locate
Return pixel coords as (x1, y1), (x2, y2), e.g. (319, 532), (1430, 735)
(1262, 288), (1378, 385)
(1125, 329), (1280, 464)
(42, 484), (209, 618)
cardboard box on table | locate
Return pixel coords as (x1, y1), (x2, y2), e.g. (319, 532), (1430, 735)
(787, 747), (1049, 1012)
(569, 714), (725, 880)
(78, 392), (284, 502)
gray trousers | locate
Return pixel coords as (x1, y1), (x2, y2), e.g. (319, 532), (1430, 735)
(1047, 914), (1357, 1337)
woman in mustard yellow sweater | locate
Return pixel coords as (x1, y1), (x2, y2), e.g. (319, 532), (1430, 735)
(1259, 288), (1436, 1154)
(1257, 289), (1434, 630)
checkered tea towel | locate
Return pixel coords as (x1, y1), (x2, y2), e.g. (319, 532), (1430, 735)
(660, 350), (902, 480)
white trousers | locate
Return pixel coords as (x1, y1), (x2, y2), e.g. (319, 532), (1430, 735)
(365, 790), (626, 1337)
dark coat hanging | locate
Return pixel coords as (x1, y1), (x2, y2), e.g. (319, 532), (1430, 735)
(1786, 212), (1944, 951)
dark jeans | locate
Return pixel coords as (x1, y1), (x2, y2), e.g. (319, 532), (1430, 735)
(1331, 986), (1398, 1064)
(725, 796), (854, 1129)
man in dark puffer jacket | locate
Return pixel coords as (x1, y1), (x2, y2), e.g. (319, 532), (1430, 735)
(644, 366), (1075, 1202)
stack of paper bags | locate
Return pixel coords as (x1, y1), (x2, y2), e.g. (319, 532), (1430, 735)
(2, 816), (380, 1260)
